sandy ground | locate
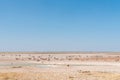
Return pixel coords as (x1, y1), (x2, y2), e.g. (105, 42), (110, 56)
(0, 52), (120, 80)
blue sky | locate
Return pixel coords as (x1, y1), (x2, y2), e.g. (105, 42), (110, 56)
(0, 0), (120, 51)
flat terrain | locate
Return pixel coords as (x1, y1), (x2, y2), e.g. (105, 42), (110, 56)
(0, 52), (120, 80)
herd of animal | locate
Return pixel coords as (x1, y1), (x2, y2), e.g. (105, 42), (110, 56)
(0, 53), (120, 62)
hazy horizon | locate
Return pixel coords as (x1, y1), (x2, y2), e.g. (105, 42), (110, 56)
(0, 0), (120, 52)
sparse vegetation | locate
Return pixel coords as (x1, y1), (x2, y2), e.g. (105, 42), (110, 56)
(0, 52), (120, 80)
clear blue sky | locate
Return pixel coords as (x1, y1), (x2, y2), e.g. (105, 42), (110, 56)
(0, 0), (120, 52)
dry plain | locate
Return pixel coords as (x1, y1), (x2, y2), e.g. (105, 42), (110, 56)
(0, 52), (120, 80)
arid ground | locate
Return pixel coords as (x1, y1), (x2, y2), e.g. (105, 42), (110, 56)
(0, 52), (120, 80)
